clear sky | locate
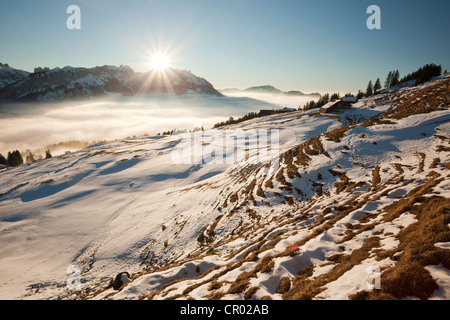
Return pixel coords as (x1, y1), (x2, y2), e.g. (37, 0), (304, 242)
(0, 0), (449, 93)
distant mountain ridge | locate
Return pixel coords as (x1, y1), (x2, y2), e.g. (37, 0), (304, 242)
(0, 63), (30, 89)
(244, 85), (283, 93)
(221, 85), (320, 96)
(0, 64), (223, 102)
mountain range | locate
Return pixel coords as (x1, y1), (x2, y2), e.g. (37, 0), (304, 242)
(0, 63), (223, 102)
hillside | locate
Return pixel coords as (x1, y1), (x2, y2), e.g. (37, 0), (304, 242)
(0, 75), (449, 300)
(0, 64), (223, 102)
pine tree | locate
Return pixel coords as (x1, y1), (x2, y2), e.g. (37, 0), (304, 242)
(385, 71), (392, 89)
(330, 93), (340, 100)
(366, 80), (374, 96)
(26, 152), (35, 163)
(391, 70), (400, 87)
(7, 150), (23, 167)
(374, 78), (382, 93)
(0, 153), (7, 166)
(7, 151), (13, 167)
(357, 90), (364, 99)
(45, 149), (53, 159)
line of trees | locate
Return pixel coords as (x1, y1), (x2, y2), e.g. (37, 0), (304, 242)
(303, 92), (350, 110)
(0, 149), (52, 168)
(364, 63), (443, 98)
(398, 63), (442, 86)
(213, 112), (262, 129)
(0, 150), (23, 167)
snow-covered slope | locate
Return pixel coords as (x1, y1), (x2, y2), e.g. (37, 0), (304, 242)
(0, 75), (449, 300)
(0, 64), (222, 102)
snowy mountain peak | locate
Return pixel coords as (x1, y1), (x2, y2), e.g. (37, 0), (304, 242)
(0, 63), (223, 102)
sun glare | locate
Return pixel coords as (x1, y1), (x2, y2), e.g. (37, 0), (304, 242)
(150, 54), (170, 71)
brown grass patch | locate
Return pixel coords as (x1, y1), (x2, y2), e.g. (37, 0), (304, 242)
(40, 179), (54, 185)
(264, 178), (273, 189)
(372, 165), (381, 186)
(415, 152), (426, 173)
(391, 163), (404, 175)
(324, 126), (352, 143)
(429, 158), (441, 169)
(334, 171), (365, 194)
(436, 145), (450, 153)
(277, 277), (291, 294)
(283, 237), (380, 300)
(253, 256), (275, 274)
(353, 184), (450, 300)
(244, 286), (259, 300)
(384, 79), (449, 120)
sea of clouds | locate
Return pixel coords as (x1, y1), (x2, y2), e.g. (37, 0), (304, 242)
(0, 93), (317, 156)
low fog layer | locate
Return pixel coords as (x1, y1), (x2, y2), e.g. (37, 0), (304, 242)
(222, 91), (318, 108)
(0, 93), (315, 156)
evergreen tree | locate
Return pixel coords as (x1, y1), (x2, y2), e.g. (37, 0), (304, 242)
(391, 70), (400, 87)
(319, 93), (330, 105)
(330, 93), (340, 100)
(366, 80), (373, 96)
(357, 90), (364, 99)
(45, 149), (53, 159)
(7, 150), (23, 167)
(0, 153), (7, 166)
(374, 78), (382, 93)
(399, 64), (442, 85)
(26, 152), (35, 163)
(385, 71), (393, 89)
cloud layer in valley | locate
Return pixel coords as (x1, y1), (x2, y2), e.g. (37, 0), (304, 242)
(0, 92), (316, 157)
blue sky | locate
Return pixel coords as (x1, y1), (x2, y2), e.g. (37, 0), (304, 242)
(0, 0), (449, 93)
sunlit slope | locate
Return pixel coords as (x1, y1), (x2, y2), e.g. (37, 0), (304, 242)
(0, 75), (449, 300)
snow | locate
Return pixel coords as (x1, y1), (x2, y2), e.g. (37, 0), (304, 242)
(316, 258), (395, 300)
(425, 264), (450, 300)
(0, 76), (449, 300)
(435, 242), (450, 250)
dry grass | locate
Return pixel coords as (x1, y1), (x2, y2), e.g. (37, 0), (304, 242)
(275, 167), (290, 186)
(283, 237), (380, 300)
(385, 79), (449, 120)
(351, 180), (450, 300)
(253, 256), (275, 274)
(372, 165), (381, 186)
(244, 286), (259, 300)
(415, 152), (426, 173)
(429, 158), (441, 169)
(277, 277), (291, 294)
(436, 145), (450, 153)
(264, 178), (273, 189)
(40, 179), (54, 185)
(334, 171), (365, 194)
(227, 274), (252, 294)
(281, 134), (330, 170)
(324, 126), (352, 143)
(392, 163), (404, 175)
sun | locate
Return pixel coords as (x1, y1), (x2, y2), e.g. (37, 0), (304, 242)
(150, 54), (170, 71)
